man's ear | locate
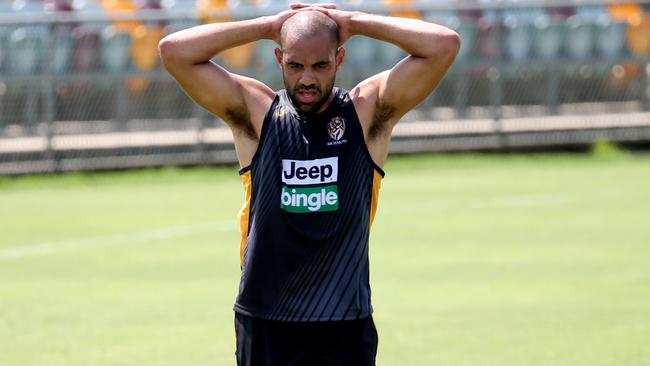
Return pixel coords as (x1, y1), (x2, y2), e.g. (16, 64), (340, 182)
(274, 48), (283, 68)
(335, 47), (345, 71)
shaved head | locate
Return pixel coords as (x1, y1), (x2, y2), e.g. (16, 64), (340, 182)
(280, 10), (339, 50)
(275, 10), (345, 113)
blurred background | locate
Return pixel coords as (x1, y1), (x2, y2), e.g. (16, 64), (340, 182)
(0, 0), (649, 174)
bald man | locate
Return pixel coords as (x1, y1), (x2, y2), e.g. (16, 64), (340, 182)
(159, 4), (459, 365)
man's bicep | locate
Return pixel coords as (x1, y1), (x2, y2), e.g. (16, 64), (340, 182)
(378, 55), (452, 119)
(167, 61), (247, 118)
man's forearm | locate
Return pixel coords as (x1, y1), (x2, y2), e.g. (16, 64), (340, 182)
(159, 17), (273, 66)
(348, 12), (459, 59)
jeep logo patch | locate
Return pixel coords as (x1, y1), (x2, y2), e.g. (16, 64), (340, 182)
(282, 157), (338, 185)
(281, 157), (339, 213)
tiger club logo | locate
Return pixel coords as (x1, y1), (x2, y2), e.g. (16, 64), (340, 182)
(327, 117), (347, 146)
(327, 117), (346, 141)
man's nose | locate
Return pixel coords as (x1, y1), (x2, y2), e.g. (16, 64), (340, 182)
(299, 69), (317, 86)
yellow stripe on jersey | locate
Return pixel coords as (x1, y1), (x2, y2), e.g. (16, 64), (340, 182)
(369, 169), (383, 229)
(238, 170), (252, 267)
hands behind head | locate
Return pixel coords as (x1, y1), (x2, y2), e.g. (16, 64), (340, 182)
(285, 3), (353, 46)
(267, 4), (328, 45)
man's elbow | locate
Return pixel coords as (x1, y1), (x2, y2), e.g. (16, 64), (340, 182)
(434, 29), (461, 62)
(158, 36), (182, 70)
(445, 30), (461, 58)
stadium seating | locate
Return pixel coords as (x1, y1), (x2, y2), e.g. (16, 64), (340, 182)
(101, 0), (141, 32)
(342, 36), (376, 67)
(197, 0), (229, 23)
(383, 0), (421, 20)
(596, 16), (627, 60)
(253, 39), (279, 71)
(627, 14), (650, 56)
(198, 0), (257, 70)
(227, 0), (266, 11)
(75, 0), (108, 13)
(0, 0), (648, 135)
(7, 27), (45, 75)
(0, 27), (9, 72)
(450, 17), (478, 62)
(52, 28), (74, 74)
(608, 3), (643, 23)
(532, 15), (564, 60)
(44, 0), (74, 12)
(375, 42), (405, 67)
(11, 0), (44, 13)
(503, 15), (533, 62)
(419, 0), (456, 25)
(101, 26), (132, 72)
(476, 16), (498, 60)
(131, 25), (164, 71)
(565, 16), (596, 60)
(162, 0), (200, 30)
(72, 25), (102, 72)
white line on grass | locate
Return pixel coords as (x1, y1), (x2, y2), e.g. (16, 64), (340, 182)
(0, 222), (236, 260)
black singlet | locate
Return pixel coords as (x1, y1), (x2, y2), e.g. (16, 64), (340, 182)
(235, 87), (384, 322)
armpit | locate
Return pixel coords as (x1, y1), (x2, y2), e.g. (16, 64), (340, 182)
(225, 105), (257, 141)
(368, 99), (396, 140)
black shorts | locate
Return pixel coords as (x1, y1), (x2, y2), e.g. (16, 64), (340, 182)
(234, 313), (378, 366)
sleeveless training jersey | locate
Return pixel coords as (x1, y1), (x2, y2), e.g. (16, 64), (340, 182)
(235, 87), (384, 322)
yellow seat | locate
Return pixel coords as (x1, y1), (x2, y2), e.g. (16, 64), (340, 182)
(627, 14), (650, 56)
(131, 24), (164, 70)
(128, 25), (165, 92)
(381, 0), (421, 20)
(196, 0), (256, 69)
(101, 0), (141, 32)
(608, 4), (642, 23)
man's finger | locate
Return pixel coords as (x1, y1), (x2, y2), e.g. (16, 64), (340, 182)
(309, 3), (337, 9)
(289, 2), (336, 9)
(289, 3), (311, 9)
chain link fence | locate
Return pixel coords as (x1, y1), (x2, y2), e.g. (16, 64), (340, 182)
(1, 0), (650, 174)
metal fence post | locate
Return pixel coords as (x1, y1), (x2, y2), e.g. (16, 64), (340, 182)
(641, 62), (650, 111)
(43, 24), (58, 173)
(546, 61), (559, 115)
(491, 10), (505, 149)
(454, 64), (469, 119)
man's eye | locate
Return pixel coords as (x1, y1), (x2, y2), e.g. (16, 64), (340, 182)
(289, 64), (302, 70)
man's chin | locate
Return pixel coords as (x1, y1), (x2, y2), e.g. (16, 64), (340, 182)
(293, 97), (324, 113)
(297, 103), (319, 113)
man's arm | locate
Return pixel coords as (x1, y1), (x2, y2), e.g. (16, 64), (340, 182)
(319, 9), (460, 166)
(158, 11), (296, 167)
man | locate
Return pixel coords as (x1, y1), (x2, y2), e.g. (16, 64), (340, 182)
(159, 3), (459, 365)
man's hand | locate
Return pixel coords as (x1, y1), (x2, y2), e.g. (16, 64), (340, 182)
(267, 8), (301, 45)
(314, 7), (356, 46)
(288, 3), (356, 46)
(268, 3), (338, 45)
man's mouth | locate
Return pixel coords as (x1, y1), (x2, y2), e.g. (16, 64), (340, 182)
(297, 89), (319, 104)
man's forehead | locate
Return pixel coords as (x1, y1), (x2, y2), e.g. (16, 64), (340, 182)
(282, 35), (336, 62)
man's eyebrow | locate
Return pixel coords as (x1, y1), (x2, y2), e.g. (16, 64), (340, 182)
(313, 61), (330, 66)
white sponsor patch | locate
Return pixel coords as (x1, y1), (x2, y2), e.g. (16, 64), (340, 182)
(281, 157), (338, 185)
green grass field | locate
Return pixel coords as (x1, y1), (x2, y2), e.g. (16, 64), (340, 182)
(1, 152), (650, 366)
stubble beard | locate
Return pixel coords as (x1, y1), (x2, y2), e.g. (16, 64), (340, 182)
(284, 75), (336, 114)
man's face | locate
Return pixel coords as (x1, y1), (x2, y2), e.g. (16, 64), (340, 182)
(275, 33), (344, 113)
